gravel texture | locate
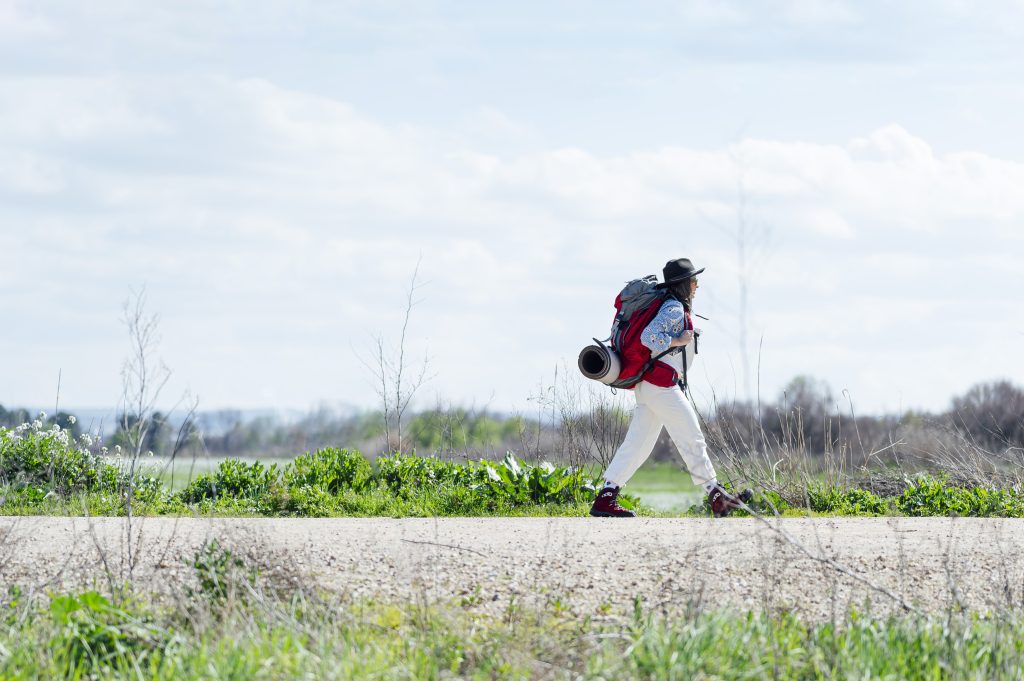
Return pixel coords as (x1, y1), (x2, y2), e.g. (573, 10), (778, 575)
(3, 515), (1024, 620)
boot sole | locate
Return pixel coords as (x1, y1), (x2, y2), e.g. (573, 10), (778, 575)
(589, 510), (637, 518)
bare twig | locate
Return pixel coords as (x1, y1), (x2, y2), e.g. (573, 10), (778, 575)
(400, 539), (488, 558)
(744, 510), (918, 614)
(359, 257), (432, 454)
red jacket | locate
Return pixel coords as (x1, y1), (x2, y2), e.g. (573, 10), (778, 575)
(615, 298), (690, 389)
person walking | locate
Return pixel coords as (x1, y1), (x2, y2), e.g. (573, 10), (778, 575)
(590, 258), (752, 518)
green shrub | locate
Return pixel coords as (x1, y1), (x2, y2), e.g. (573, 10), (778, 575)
(178, 474), (217, 504)
(0, 426), (122, 495)
(376, 453), (474, 494)
(282, 484), (336, 517)
(754, 490), (791, 514)
(808, 485), (889, 515)
(895, 476), (1024, 517)
(479, 452), (599, 505)
(179, 459), (281, 503)
(841, 488), (891, 515)
(284, 448), (372, 493)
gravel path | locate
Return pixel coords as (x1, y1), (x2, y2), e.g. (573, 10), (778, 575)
(3, 515), (1024, 620)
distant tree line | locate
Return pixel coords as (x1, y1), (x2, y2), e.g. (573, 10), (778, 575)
(707, 377), (1024, 463)
(3, 378), (1022, 463)
(199, 407), (523, 459)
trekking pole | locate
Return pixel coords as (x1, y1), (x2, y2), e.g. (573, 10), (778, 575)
(681, 348), (688, 391)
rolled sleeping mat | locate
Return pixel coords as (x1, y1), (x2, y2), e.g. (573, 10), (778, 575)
(578, 340), (622, 385)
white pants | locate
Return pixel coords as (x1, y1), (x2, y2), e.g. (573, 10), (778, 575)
(602, 381), (717, 489)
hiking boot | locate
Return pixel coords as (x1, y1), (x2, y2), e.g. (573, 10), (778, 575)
(590, 485), (636, 518)
(708, 486), (754, 518)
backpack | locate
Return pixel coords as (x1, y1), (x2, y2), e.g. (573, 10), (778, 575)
(578, 275), (695, 389)
(606, 276), (679, 389)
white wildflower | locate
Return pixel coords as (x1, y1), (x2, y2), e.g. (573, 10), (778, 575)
(67, 415), (77, 425)
(31, 420), (42, 431)
(38, 411), (47, 420)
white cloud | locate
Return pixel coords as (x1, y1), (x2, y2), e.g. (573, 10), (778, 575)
(780, 0), (859, 26)
(675, 0), (860, 28)
(0, 1), (58, 38)
(0, 151), (65, 194)
(799, 207), (855, 239)
(676, 0), (750, 26)
(0, 77), (167, 143)
(2, 73), (1022, 413)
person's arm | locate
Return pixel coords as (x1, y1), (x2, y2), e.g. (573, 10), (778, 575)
(640, 301), (692, 354)
(668, 330), (695, 348)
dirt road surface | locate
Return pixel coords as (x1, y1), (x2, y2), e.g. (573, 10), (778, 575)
(3, 516), (1023, 620)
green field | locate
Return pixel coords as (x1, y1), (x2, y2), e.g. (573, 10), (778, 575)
(623, 461), (703, 512)
(7, 583), (1024, 680)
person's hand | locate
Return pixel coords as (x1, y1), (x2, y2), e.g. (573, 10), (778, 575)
(671, 330), (694, 348)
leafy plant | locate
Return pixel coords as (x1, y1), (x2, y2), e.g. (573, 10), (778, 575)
(480, 452), (599, 505)
(376, 453), (473, 494)
(284, 448), (372, 493)
(189, 540), (258, 605)
(755, 489), (791, 514)
(1, 424), (122, 495)
(180, 459), (281, 503)
(49, 591), (165, 669)
(808, 485), (889, 515)
(895, 476), (1024, 517)
(283, 484), (336, 517)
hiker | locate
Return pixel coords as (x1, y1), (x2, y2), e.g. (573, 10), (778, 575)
(590, 258), (752, 518)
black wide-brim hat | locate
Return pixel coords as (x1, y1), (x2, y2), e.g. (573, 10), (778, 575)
(659, 258), (705, 287)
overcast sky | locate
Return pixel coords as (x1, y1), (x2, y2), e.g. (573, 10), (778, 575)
(2, 0), (1022, 417)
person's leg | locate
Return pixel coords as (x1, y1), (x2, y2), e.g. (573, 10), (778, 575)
(600, 385), (664, 488)
(643, 385), (717, 490)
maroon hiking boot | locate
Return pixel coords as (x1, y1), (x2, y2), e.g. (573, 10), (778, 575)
(590, 485), (636, 518)
(708, 486), (754, 518)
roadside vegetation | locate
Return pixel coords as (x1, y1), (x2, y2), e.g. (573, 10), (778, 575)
(4, 540), (1024, 679)
(0, 421), (608, 517)
(3, 416), (1024, 518)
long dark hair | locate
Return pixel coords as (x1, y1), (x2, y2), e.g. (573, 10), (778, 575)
(667, 280), (694, 311)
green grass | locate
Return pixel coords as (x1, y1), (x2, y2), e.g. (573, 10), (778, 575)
(1, 426), (611, 517)
(161, 457), (686, 513)
(8, 537), (1024, 680)
(6, 583), (1024, 680)
(626, 461), (702, 512)
(7, 424), (1024, 519)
